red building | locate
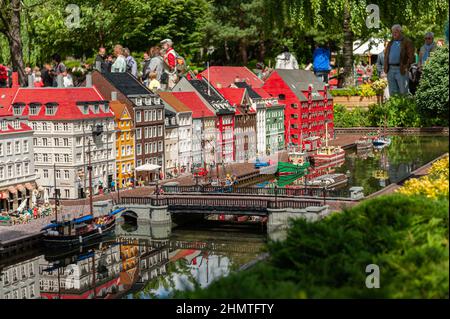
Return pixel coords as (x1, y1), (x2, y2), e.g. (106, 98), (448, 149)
(200, 66), (264, 89)
(263, 69), (334, 150)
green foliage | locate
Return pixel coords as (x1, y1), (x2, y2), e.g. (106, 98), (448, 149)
(178, 194), (449, 298)
(416, 46), (449, 127)
(367, 96), (421, 127)
(333, 104), (369, 127)
(330, 87), (361, 97)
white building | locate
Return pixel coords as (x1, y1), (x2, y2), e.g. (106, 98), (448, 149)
(0, 112), (37, 213)
(0, 256), (41, 299)
(9, 86), (116, 200)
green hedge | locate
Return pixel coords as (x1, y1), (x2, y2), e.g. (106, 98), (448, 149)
(176, 194), (449, 298)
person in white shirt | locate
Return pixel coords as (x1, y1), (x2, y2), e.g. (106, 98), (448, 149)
(62, 70), (73, 87)
(275, 46), (299, 69)
(111, 44), (127, 73)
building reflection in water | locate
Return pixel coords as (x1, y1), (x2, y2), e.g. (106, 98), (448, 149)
(0, 254), (40, 299)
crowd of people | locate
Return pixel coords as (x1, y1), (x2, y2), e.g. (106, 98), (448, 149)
(0, 204), (53, 225)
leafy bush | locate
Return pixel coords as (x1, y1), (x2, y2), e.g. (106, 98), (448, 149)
(330, 86), (361, 97)
(416, 46), (449, 126)
(178, 194), (449, 298)
(397, 155), (449, 200)
(359, 83), (377, 97)
(367, 95), (421, 127)
(333, 104), (370, 127)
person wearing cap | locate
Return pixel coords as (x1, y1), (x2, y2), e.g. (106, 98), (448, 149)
(161, 38), (176, 71)
(275, 46), (299, 70)
(418, 32), (436, 69)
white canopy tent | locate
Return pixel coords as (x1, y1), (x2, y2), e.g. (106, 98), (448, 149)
(353, 38), (385, 56)
(135, 164), (161, 172)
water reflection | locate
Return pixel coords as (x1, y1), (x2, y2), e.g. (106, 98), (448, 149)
(1, 215), (266, 299)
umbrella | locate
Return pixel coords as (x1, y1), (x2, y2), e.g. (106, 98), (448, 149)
(44, 188), (49, 203)
(31, 190), (37, 207)
(17, 200), (27, 213)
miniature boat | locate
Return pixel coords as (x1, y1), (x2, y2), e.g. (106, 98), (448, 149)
(373, 136), (391, 148)
(310, 146), (346, 165)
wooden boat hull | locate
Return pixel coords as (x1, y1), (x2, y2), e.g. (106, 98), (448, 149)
(43, 220), (116, 249)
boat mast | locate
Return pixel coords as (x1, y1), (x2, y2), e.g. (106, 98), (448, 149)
(88, 140), (93, 216)
(325, 121), (328, 147)
(53, 163), (58, 222)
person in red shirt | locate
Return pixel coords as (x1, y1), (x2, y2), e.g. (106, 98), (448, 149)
(161, 38), (176, 71)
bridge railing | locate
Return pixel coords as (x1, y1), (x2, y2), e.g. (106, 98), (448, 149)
(162, 185), (352, 199)
(117, 196), (323, 211)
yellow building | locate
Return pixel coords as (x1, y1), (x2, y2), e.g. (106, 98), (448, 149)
(110, 101), (135, 189)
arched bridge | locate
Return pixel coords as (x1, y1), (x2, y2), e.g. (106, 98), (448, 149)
(116, 194), (324, 215)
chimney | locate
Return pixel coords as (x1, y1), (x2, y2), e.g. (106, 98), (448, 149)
(12, 72), (19, 88)
(86, 73), (92, 87)
(28, 75), (34, 88)
(57, 74), (63, 88)
(111, 91), (117, 101)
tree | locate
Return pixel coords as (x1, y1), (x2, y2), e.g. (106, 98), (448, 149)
(264, 0), (449, 86)
(0, 0), (26, 85)
(416, 46), (449, 126)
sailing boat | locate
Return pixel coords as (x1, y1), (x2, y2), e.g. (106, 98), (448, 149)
(310, 122), (345, 165)
(373, 112), (391, 148)
(41, 141), (124, 248)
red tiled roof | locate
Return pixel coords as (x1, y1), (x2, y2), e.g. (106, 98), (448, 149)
(171, 92), (214, 119)
(0, 87), (19, 116)
(10, 87), (113, 120)
(201, 66), (264, 89)
(217, 88), (245, 107)
(0, 122), (33, 135)
(159, 92), (192, 113)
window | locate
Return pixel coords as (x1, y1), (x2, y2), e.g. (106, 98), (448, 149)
(23, 140), (29, 153)
(16, 163), (22, 175)
(54, 138), (60, 147)
(46, 105), (56, 115)
(152, 127), (156, 137)
(76, 137), (82, 146)
(144, 111), (149, 122)
(64, 154), (69, 163)
(55, 154), (60, 162)
(136, 144), (142, 155)
(0, 143), (3, 156)
(64, 189), (70, 198)
(0, 167), (3, 179)
(6, 142), (12, 155)
(63, 123), (69, 131)
(42, 122), (48, 131)
(153, 110), (157, 121)
(144, 128), (149, 139)
(63, 138), (69, 146)
(29, 105), (39, 115)
(94, 105), (99, 113)
(42, 138), (48, 146)
(24, 163), (29, 175)
(7, 165), (12, 177)
(158, 141), (163, 152)
(158, 110), (163, 120)
(121, 146), (125, 156)
(136, 111), (142, 122)
(137, 160), (142, 167)
(158, 125), (163, 137)
(136, 128), (141, 139)
(56, 170), (61, 179)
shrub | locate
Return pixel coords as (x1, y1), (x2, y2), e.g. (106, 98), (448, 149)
(416, 46), (449, 126)
(367, 96), (421, 127)
(178, 194), (449, 298)
(333, 104), (369, 128)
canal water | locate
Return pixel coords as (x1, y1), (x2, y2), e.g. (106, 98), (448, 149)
(0, 219), (267, 299)
(263, 135), (449, 196)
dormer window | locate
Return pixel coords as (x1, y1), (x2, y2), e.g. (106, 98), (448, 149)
(45, 103), (58, 115)
(104, 103), (109, 113)
(1, 121), (7, 131)
(145, 98), (151, 105)
(135, 98), (142, 106)
(94, 104), (99, 114)
(12, 103), (25, 116)
(29, 103), (41, 115)
(83, 105), (89, 114)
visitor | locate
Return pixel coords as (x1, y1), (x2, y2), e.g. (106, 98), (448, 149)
(63, 69), (74, 87)
(111, 44), (127, 73)
(148, 72), (161, 92)
(106, 54), (114, 72)
(149, 46), (165, 82)
(51, 53), (67, 86)
(376, 41), (389, 77)
(0, 64), (7, 88)
(275, 46), (299, 70)
(41, 63), (54, 87)
(161, 38), (180, 89)
(312, 44), (331, 83)
(142, 51), (152, 86)
(95, 47), (108, 73)
(33, 71), (44, 87)
(384, 24), (415, 96)
(123, 47), (138, 77)
(418, 32), (436, 69)
(24, 66), (32, 86)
